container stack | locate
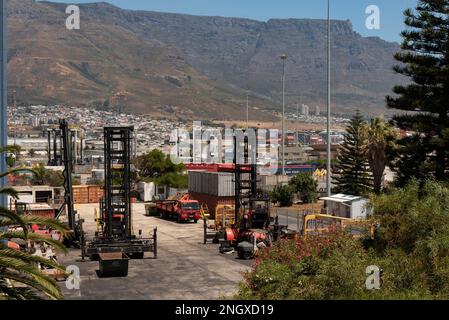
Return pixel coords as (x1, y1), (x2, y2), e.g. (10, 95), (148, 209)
(188, 171), (235, 197)
(188, 171), (235, 218)
(88, 186), (104, 204)
(73, 185), (104, 204)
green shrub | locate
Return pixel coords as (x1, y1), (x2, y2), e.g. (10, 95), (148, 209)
(270, 185), (294, 207)
(289, 173), (318, 204)
(237, 179), (449, 300)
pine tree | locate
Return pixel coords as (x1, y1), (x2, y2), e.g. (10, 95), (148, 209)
(386, 0), (449, 184)
(333, 112), (373, 195)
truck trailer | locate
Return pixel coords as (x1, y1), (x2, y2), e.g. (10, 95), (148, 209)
(156, 194), (201, 223)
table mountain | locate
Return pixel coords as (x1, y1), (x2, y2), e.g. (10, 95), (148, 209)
(6, 0), (406, 119)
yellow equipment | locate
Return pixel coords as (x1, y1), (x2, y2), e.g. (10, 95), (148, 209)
(303, 214), (373, 239)
(200, 203), (211, 220)
(214, 205), (235, 230)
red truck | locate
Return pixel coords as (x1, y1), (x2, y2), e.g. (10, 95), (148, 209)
(156, 194), (201, 223)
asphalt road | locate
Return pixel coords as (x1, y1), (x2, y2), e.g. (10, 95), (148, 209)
(58, 204), (251, 300)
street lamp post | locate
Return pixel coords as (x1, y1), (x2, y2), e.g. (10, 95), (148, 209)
(281, 54), (287, 175)
(326, 0), (332, 197)
(246, 94), (249, 130)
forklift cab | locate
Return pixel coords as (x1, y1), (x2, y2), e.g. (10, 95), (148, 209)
(248, 198), (270, 229)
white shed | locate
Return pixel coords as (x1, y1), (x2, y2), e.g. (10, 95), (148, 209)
(320, 194), (371, 220)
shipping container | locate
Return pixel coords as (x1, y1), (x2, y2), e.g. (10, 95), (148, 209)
(73, 185), (104, 204)
(188, 171), (235, 197)
(88, 186), (104, 204)
(189, 192), (234, 219)
(73, 186), (88, 204)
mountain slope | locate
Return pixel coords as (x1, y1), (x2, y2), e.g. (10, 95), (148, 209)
(6, 0), (406, 119)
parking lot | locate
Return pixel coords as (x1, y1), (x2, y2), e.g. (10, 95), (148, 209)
(59, 204), (251, 300)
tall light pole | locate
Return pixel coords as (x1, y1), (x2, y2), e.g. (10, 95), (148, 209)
(280, 54), (287, 175)
(326, 0), (332, 197)
(13, 90), (16, 147)
(246, 94), (249, 130)
(296, 102), (300, 149)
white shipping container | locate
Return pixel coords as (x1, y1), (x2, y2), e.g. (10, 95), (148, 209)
(138, 182), (156, 202)
(188, 171), (235, 196)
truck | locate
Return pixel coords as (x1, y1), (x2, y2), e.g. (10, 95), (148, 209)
(156, 194), (201, 223)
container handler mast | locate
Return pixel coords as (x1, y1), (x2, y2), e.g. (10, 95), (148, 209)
(221, 132), (276, 259)
(53, 119), (84, 247)
(83, 127), (157, 260)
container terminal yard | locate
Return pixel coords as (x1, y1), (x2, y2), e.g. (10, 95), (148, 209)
(4, 0), (445, 307)
(4, 119), (368, 300)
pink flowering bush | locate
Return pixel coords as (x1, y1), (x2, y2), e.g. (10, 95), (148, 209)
(237, 231), (372, 300)
(236, 180), (449, 300)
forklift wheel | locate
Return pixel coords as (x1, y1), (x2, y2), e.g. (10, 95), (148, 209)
(238, 250), (253, 260)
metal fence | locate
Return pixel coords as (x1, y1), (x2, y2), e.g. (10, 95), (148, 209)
(271, 207), (307, 232)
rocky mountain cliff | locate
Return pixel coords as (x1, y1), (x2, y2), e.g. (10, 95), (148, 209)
(6, 0), (406, 119)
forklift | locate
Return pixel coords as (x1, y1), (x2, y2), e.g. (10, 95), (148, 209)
(51, 119), (84, 247)
(83, 127), (157, 264)
(219, 132), (274, 260)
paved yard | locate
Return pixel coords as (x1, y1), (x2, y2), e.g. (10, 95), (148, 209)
(59, 204), (251, 300)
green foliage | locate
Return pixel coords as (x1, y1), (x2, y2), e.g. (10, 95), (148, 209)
(237, 179), (449, 300)
(289, 173), (318, 204)
(134, 149), (187, 189)
(237, 232), (371, 300)
(2, 145), (22, 168)
(370, 179), (449, 295)
(386, 0), (449, 184)
(366, 118), (397, 193)
(270, 185), (294, 207)
(30, 164), (64, 187)
(0, 157), (70, 300)
(333, 111), (373, 196)
(153, 172), (188, 189)
(236, 231), (438, 300)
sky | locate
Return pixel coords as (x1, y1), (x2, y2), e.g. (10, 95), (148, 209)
(50, 0), (418, 43)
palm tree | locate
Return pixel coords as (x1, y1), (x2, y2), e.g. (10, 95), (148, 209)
(0, 148), (69, 300)
(366, 118), (397, 194)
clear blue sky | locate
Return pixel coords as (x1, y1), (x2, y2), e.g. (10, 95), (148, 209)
(51, 0), (418, 43)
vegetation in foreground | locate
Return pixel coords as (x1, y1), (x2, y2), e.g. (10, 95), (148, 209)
(237, 179), (449, 300)
(0, 148), (69, 300)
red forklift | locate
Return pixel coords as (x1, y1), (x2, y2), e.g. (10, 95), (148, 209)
(220, 132), (280, 260)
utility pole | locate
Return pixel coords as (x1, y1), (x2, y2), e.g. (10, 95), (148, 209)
(326, 0), (332, 197)
(280, 54), (287, 175)
(12, 91), (16, 146)
(296, 102), (300, 149)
